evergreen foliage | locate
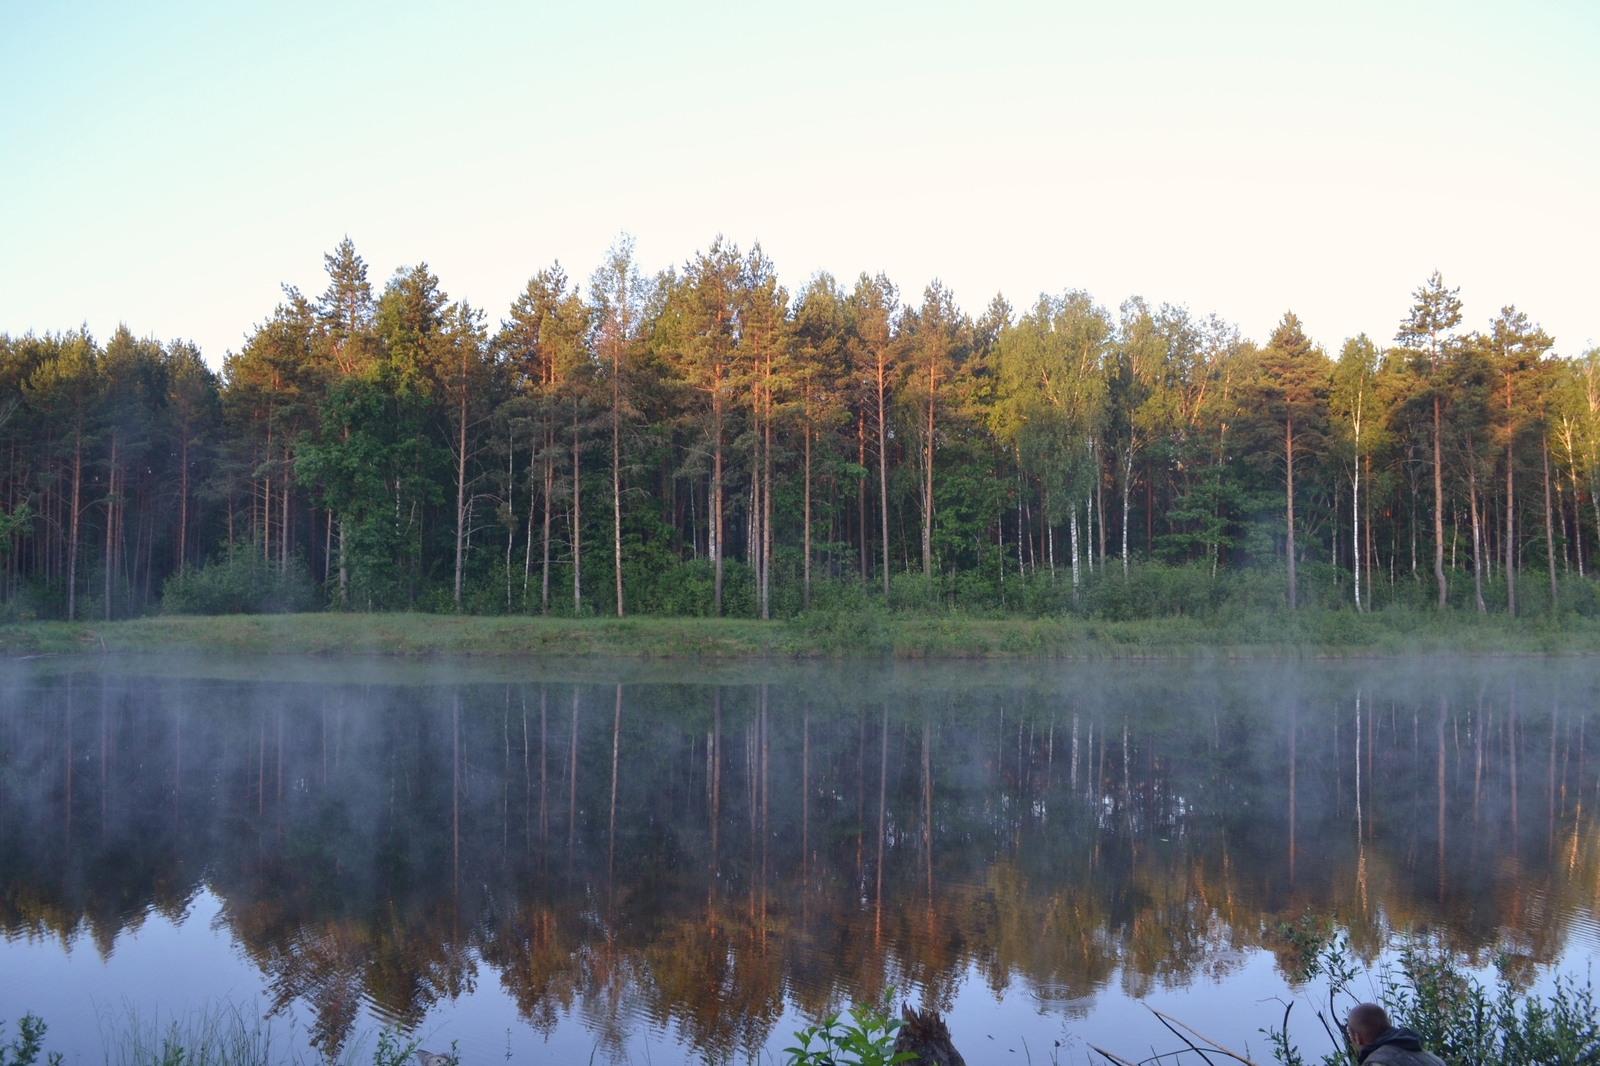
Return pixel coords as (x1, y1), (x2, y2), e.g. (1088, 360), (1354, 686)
(2, 242), (1595, 620)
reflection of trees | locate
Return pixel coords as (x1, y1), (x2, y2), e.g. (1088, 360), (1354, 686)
(0, 665), (1597, 1058)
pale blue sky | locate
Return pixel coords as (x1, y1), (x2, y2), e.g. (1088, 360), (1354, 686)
(2, 0), (1595, 364)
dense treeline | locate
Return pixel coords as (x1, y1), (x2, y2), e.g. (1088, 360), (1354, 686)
(2, 236), (1596, 620)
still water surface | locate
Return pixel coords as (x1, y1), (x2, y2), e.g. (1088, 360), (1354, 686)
(0, 658), (1596, 1065)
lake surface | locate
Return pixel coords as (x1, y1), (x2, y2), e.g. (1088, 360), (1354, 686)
(1, 657), (1596, 1066)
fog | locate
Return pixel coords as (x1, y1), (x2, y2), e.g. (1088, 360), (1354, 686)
(0, 658), (1595, 1062)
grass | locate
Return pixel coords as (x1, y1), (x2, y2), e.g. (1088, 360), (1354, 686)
(5, 1003), (446, 1066)
(2, 604), (1599, 660)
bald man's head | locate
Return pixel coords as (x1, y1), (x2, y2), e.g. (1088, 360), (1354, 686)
(1346, 1003), (1390, 1047)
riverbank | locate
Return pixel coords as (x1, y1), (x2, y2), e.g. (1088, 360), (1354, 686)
(0, 607), (1595, 659)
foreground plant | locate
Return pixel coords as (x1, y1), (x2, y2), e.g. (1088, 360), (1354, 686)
(0, 1016), (61, 1066)
(371, 1029), (457, 1066)
(1090, 917), (1600, 1066)
(785, 991), (916, 1066)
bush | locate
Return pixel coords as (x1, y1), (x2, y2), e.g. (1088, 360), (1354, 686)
(636, 558), (756, 617)
(785, 992), (910, 1066)
(1246, 920), (1600, 1066)
(0, 1014), (58, 1066)
(789, 602), (891, 655)
(161, 549), (319, 616)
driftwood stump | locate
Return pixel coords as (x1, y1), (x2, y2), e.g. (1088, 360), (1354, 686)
(893, 1005), (966, 1066)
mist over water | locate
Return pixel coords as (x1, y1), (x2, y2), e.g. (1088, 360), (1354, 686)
(0, 658), (1595, 1065)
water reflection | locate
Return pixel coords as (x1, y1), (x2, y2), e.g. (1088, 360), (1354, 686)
(0, 661), (1596, 1059)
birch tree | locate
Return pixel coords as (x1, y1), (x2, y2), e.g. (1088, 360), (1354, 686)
(589, 237), (646, 617)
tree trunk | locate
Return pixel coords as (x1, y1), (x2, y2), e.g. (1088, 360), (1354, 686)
(803, 419), (812, 610)
(1120, 446), (1132, 576)
(612, 350), (624, 618)
(281, 477), (289, 577)
(522, 440), (536, 608)
(1544, 431), (1558, 611)
(1285, 417), (1297, 610)
(1506, 441), (1516, 616)
(542, 440), (553, 613)
(762, 374), (772, 620)
(1095, 440), (1106, 566)
(713, 384), (724, 615)
(1366, 453), (1375, 607)
(1433, 395), (1447, 608)
(922, 359), (934, 578)
(572, 412), (582, 614)
(338, 520), (347, 607)
(857, 412), (867, 585)
(1469, 456), (1485, 612)
(104, 434), (118, 622)
(751, 432), (762, 609)
(1069, 506), (1080, 602)
(1085, 488), (1094, 573)
(507, 429), (516, 612)
(454, 378), (468, 612)
(178, 429), (189, 569)
(1571, 467), (1586, 577)
(877, 356), (891, 597)
(1590, 479), (1600, 583)
(1046, 506), (1054, 579)
(1353, 455), (1362, 612)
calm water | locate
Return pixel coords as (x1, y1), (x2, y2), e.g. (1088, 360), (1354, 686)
(0, 657), (1596, 1066)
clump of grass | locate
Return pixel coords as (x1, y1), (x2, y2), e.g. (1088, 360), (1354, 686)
(95, 1004), (448, 1066)
(103, 1004), (290, 1066)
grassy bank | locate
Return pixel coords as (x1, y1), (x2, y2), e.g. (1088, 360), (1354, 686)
(2, 605), (1598, 660)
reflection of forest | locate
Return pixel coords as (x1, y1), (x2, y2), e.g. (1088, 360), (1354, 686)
(0, 663), (1595, 1058)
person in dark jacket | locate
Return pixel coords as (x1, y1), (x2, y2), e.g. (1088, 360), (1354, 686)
(1345, 1004), (1447, 1066)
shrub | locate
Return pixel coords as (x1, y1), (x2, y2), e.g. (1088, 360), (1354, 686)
(785, 992), (912, 1066)
(0, 1014), (59, 1066)
(161, 549), (319, 615)
(789, 602), (891, 655)
(1261, 923), (1600, 1066)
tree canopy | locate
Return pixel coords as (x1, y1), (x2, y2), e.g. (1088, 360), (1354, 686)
(0, 238), (1591, 620)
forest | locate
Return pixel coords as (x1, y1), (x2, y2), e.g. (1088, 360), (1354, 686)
(0, 235), (1594, 622)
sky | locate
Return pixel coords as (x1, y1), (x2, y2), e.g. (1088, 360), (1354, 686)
(2, 0), (1596, 367)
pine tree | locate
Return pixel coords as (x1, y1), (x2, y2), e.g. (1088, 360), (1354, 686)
(1397, 271), (1463, 609)
(674, 239), (743, 615)
(1485, 306), (1553, 615)
(850, 274), (898, 595)
(1254, 313), (1331, 609)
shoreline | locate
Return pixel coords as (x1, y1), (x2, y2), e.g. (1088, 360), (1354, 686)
(0, 610), (1596, 660)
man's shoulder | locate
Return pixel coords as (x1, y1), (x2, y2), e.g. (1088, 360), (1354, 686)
(1364, 1047), (1447, 1066)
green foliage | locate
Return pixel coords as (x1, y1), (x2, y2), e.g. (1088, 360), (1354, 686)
(0, 502), (33, 547)
(1382, 948), (1600, 1066)
(789, 600), (891, 655)
(0, 1015), (60, 1066)
(369, 1029), (417, 1066)
(785, 994), (914, 1066)
(297, 367), (447, 609)
(371, 1031), (455, 1066)
(161, 549), (318, 615)
(1253, 927), (1600, 1066)
(6, 248), (1598, 628)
